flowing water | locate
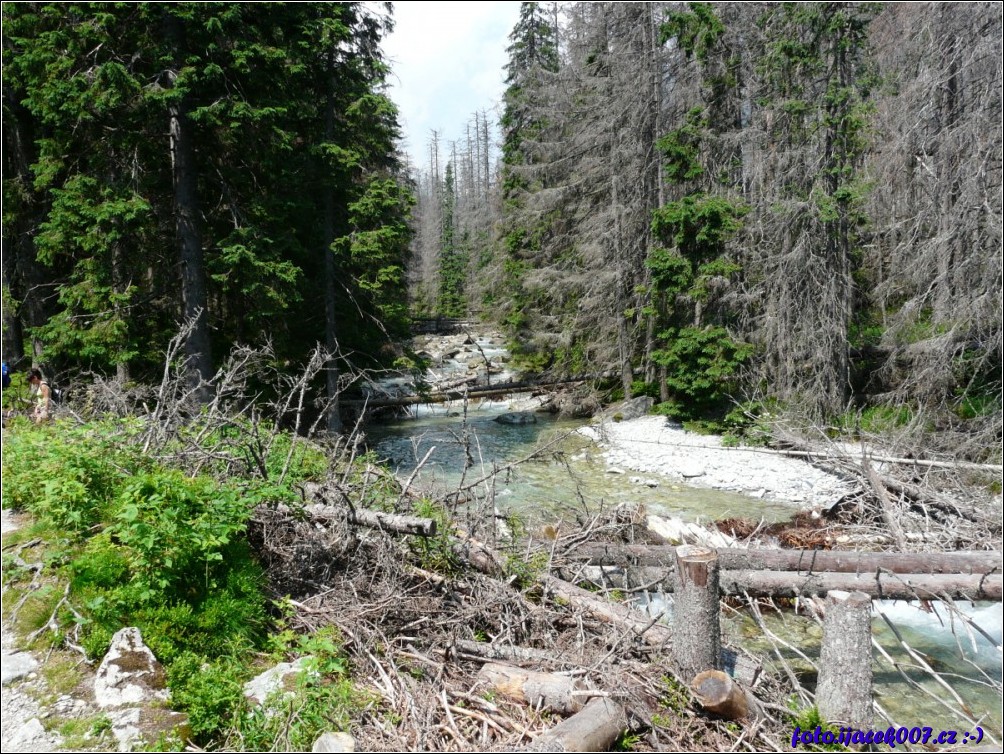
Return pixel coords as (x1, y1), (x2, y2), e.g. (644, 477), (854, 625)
(365, 332), (1002, 739)
(366, 399), (797, 527)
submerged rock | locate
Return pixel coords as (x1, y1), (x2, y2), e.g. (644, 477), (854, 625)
(494, 411), (537, 425)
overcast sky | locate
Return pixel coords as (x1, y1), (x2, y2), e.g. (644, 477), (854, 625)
(381, 2), (522, 168)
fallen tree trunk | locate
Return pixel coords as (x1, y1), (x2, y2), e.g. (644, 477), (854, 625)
(344, 376), (590, 409)
(477, 662), (589, 715)
(452, 640), (573, 667)
(302, 503), (437, 537)
(719, 570), (1002, 600)
(523, 697), (628, 753)
(560, 564), (1001, 600)
(541, 575), (675, 650)
(863, 459), (909, 550)
(744, 444), (1002, 473)
(565, 544), (1003, 575)
(691, 670), (761, 722)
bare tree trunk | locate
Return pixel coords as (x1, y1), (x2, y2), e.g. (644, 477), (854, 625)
(165, 11), (213, 402)
(322, 50), (342, 434)
(816, 590), (873, 728)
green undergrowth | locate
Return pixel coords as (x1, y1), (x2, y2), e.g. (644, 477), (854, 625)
(0, 417), (375, 749)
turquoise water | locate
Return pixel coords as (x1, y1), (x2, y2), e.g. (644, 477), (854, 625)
(365, 400), (798, 527)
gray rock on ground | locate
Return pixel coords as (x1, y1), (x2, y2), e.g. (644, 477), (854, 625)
(94, 627), (170, 709)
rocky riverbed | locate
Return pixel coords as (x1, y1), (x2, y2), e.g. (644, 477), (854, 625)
(578, 414), (854, 511)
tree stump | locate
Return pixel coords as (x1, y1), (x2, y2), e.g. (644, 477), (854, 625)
(674, 545), (721, 679)
(816, 590), (873, 727)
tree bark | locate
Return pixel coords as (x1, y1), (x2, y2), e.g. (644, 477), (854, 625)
(566, 543), (1003, 575)
(719, 570), (1001, 601)
(322, 50), (342, 435)
(863, 458), (908, 550)
(304, 504), (437, 537)
(673, 546), (722, 679)
(559, 561), (1002, 600)
(541, 575), (675, 649)
(816, 590), (873, 728)
(452, 640), (571, 667)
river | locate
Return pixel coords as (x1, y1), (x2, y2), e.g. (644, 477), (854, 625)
(363, 330), (1002, 740)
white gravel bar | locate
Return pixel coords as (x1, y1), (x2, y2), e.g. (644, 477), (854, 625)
(578, 416), (854, 510)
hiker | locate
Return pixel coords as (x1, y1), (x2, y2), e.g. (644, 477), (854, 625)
(27, 368), (51, 424)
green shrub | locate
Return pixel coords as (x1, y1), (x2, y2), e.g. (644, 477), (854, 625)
(108, 471), (251, 602)
(1, 423), (130, 533)
(168, 652), (249, 742)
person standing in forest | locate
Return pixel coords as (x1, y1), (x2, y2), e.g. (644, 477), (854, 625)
(27, 369), (51, 424)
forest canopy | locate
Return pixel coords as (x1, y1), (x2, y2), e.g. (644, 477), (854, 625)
(3, 1), (412, 425)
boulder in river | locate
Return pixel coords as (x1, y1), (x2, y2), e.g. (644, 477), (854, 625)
(597, 396), (654, 422)
(494, 411), (537, 425)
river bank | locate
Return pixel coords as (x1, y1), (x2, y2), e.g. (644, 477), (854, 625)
(578, 415), (854, 511)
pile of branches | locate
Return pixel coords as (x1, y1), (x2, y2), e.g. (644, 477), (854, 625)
(246, 473), (805, 752)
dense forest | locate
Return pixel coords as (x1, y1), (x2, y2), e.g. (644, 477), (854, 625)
(3, 2), (412, 431)
(410, 1), (1002, 455)
(4, 1), (1002, 451)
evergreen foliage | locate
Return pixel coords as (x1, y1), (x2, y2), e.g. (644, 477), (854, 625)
(3, 2), (412, 395)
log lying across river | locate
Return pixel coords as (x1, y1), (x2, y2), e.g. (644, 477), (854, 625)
(345, 369), (635, 408)
(567, 543), (1003, 575)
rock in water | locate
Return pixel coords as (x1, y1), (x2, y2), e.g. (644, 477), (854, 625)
(494, 411), (537, 425)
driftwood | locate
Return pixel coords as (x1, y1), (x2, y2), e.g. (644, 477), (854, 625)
(718, 570), (1002, 600)
(691, 670), (761, 722)
(541, 575), (675, 650)
(523, 697), (628, 753)
(566, 543), (1003, 575)
(816, 590), (873, 728)
(302, 503), (437, 537)
(477, 662), (589, 715)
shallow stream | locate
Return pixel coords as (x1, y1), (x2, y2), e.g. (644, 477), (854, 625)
(364, 332), (1002, 740)
(366, 399), (797, 526)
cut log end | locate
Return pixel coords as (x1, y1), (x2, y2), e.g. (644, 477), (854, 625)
(691, 670), (750, 721)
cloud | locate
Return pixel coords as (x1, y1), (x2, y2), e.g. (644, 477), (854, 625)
(381, 2), (521, 166)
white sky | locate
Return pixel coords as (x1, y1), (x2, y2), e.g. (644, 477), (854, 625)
(381, 1), (522, 169)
